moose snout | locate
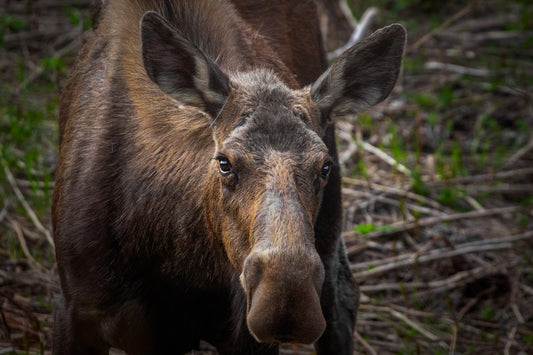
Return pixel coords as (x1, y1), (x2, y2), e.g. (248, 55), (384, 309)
(241, 247), (326, 345)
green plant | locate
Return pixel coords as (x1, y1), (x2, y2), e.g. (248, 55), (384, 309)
(437, 84), (454, 110)
(389, 124), (408, 164)
(437, 187), (465, 209)
(481, 302), (495, 322)
(355, 159), (370, 180)
(355, 224), (377, 234)
(411, 169), (430, 197)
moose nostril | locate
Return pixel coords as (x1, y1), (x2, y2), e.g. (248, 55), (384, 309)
(274, 334), (295, 343)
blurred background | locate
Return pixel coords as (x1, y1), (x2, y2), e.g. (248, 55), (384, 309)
(0, 0), (532, 353)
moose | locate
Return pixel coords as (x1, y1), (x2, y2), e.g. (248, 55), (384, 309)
(52, 0), (405, 354)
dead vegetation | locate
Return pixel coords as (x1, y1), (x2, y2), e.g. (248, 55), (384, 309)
(0, 0), (532, 354)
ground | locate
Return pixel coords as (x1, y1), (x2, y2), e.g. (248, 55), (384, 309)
(0, 0), (532, 354)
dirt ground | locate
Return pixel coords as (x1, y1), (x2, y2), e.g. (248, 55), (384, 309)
(0, 0), (532, 354)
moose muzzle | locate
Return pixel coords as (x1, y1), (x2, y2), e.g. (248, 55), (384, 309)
(241, 244), (326, 344)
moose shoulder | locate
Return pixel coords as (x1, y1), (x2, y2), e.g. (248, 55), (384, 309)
(52, 1), (406, 354)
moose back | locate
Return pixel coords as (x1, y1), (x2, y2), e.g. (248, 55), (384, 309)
(52, 0), (406, 354)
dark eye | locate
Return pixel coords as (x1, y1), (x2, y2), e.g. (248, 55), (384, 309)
(320, 162), (332, 178)
(218, 157), (232, 174)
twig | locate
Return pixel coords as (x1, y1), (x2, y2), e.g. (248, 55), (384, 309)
(346, 206), (522, 241)
(390, 309), (443, 344)
(4, 0), (92, 12)
(360, 140), (412, 177)
(504, 327), (517, 355)
(361, 305), (448, 348)
(449, 324), (458, 355)
(327, 7), (379, 61)
(10, 30), (89, 99)
(0, 199), (8, 224)
(359, 266), (504, 293)
(511, 304), (525, 324)
(457, 286), (496, 320)
(465, 184), (533, 194)
(343, 176), (449, 211)
(337, 129), (359, 169)
(0, 291), (41, 333)
(352, 238), (527, 281)
(504, 135), (533, 169)
(338, 0), (358, 29)
(520, 283), (533, 297)
(425, 61), (489, 77)
(1, 156), (54, 248)
(426, 167), (533, 186)
(436, 30), (533, 44)
(342, 188), (443, 216)
(355, 230), (533, 272)
(353, 330), (378, 355)
(447, 14), (519, 33)
(464, 195), (485, 211)
(408, 3), (473, 52)
(10, 220), (39, 267)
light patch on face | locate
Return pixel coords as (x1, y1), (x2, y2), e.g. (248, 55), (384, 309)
(239, 272), (246, 290)
(239, 245), (274, 290)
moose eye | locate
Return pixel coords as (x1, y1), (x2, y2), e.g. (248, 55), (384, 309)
(217, 157), (233, 174)
(320, 162), (332, 178)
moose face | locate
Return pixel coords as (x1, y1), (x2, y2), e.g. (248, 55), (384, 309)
(208, 73), (330, 344)
(141, 10), (406, 345)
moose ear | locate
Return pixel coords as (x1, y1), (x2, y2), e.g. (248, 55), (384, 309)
(141, 11), (230, 117)
(311, 24), (406, 122)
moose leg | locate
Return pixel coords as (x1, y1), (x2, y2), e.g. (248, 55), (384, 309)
(52, 294), (108, 355)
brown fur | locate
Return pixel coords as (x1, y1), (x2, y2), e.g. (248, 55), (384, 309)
(53, 1), (406, 354)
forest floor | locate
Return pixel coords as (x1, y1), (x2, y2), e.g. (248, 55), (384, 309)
(0, 0), (532, 354)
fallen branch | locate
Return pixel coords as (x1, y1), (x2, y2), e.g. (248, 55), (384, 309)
(4, 0), (92, 12)
(408, 3), (473, 52)
(343, 176), (449, 211)
(358, 304), (448, 348)
(337, 129), (359, 169)
(342, 188), (443, 217)
(353, 243), (511, 280)
(10, 30), (89, 99)
(327, 7), (378, 61)
(359, 266), (505, 293)
(360, 140), (412, 177)
(354, 231), (533, 270)
(504, 327), (517, 355)
(352, 231), (533, 280)
(0, 269), (57, 289)
(426, 167), (533, 186)
(1, 156), (54, 248)
(520, 283), (533, 297)
(464, 184), (533, 194)
(450, 324), (458, 355)
(390, 309), (445, 346)
(345, 205), (522, 241)
(425, 61), (489, 77)
(353, 330), (378, 355)
(504, 135), (533, 169)
(10, 220), (41, 270)
(0, 199), (8, 224)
